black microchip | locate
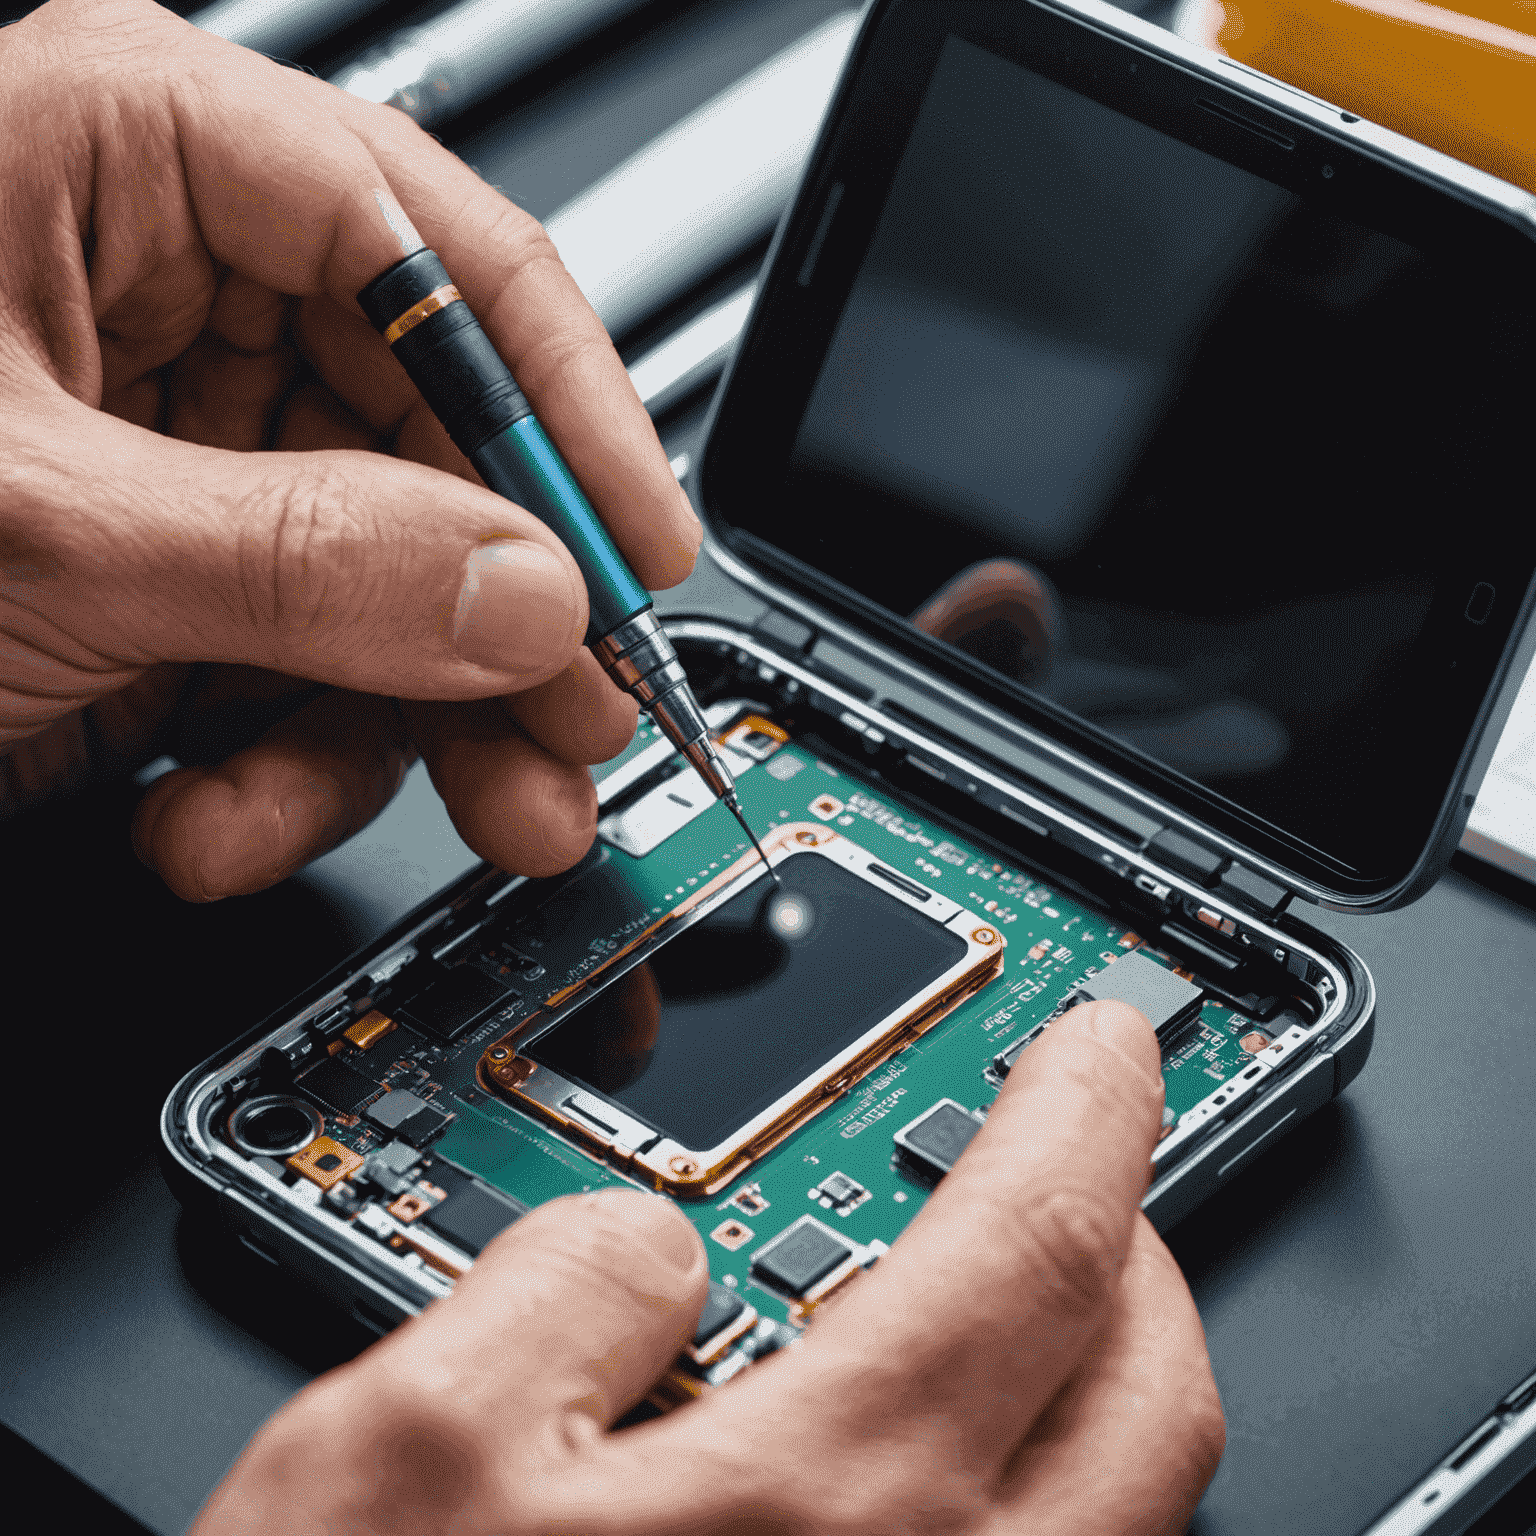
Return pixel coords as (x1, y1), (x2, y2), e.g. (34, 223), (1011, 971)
(692, 1282), (747, 1349)
(298, 1057), (377, 1116)
(750, 1219), (852, 1298)
(397, 1107), (450, 1147)
(420, 1169), (528, 1257)
(1072, 951), (1203, 1042)
(893, 1100), (982, 1182)
(397, 964), (515, 1041)
(364, 1090), (451, 1148)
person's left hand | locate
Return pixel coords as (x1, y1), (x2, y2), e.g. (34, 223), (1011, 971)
(0, 0), (701, 897)
(190, 1001), (1225, 1536)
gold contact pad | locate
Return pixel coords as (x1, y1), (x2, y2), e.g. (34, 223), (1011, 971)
(478, 824), (1006, 1199)
(388, 1230), (464, 1280)
(387, 1182), (446, 1223)
(287, 1136), (364, 1190)
(344, 1010), (398, 1051)
(711, 1219), (755, 1251)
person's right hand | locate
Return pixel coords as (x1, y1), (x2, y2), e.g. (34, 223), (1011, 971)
(193, 1000), (1225, 1535)
(0, 0), (700, 894)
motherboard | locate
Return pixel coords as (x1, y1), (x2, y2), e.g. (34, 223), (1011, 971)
(215, 701), (1294, 1405)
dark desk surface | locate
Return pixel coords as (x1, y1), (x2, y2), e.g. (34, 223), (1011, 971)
(6, 2), (1536, 1533)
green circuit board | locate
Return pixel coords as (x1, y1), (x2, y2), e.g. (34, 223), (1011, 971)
(292, 716), (1267, 1334)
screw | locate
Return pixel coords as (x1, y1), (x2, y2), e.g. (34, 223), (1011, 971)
(974, 928), (996, 944)
(669, 1156), (700, 1176)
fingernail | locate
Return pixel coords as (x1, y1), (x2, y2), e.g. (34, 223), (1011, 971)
(678, 486), (704, 554)
(1078, 1000), (1164, 1095)
(599, 1192), (702, 1277)
(454, 540), (584, 678)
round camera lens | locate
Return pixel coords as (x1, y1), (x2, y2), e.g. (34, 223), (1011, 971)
(228, 1095), (323, 1158)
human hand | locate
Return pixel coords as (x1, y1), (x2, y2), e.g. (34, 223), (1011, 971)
(0, 0), (699, 896)
(912, 558), (1060, 686)
(194, 1000), (1224, 1535)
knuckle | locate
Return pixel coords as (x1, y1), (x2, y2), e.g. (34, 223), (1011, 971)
(237, 1361), (532, 1534)
(267, 461), (335, 621)
(521, 766), (598, 874)
(280, 1364), (462, 1458)
(787, 1468), (988, 1536)
(1010, 1186), (1126, 1320)
(482, 198), (549, 264)
(1184, 1381), (1228, 1480)
(243, 457), (371, 642)
(343, 1384), (499, 1515)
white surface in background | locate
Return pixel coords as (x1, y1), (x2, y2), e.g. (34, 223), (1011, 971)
(1463, 658), (1536, 883)
(544, 11), (860, 337)
(331, 0), (643, 110)
(628, 282), (757, 416)
(191, 0), (381, 55)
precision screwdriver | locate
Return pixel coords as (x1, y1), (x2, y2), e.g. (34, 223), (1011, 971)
(359, 203), (778, 882)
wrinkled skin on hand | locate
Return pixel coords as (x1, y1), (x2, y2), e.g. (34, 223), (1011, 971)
(0, 0), (700, 896)
(196, 1002), (1225, 1536)
(2, 9), (1225, 1529)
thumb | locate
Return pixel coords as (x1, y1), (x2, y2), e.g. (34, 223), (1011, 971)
(367, 1190), (708, 1438)
(34, 402), (590, 701)
(189, 1190), (707, 1536)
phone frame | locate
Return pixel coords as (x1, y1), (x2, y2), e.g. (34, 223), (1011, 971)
(162, 615), (1375, 1333)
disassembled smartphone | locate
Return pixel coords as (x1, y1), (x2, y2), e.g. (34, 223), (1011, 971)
(164, 0), (1536, 1416)
(163, 690), (1362, 1403)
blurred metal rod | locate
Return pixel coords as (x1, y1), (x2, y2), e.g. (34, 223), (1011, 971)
(190, 0), (385, 57)
(544, 10), (859, 341)
(332, 0), (655, 127)
(627, 281), (755, 418)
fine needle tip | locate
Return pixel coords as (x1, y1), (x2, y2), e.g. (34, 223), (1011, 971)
(730, 800), (780, 886)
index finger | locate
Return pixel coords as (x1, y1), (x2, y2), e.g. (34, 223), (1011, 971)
(772, 998), (1166, 1476)
(104, 19), (697, 592)
(329, 89), (701, 593)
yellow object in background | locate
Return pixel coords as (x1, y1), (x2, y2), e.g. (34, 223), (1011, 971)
(1177, 0), (1536, 192)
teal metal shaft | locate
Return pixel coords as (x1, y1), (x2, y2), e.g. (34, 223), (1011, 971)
(471, 415), (653, 644)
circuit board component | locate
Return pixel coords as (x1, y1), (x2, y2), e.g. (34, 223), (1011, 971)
(809, 1171), (869, 1215)
(687, 1282), (759, 1365)
(893, 1100), (984, 1184)
(299, 1057), (378, 1117)
(343, 1010), (397, 1052)
(750, 1216), (857, 1299)
(1071, 951), (1204, 1047)
(419, 1164), (527, 1257)
(397, 963), (516, 1041)
(287, 1135), (364, 1190)
(357, 1139), (421, 1195)
(225, 1094), (323, 1158)
(364, 1090), (451, 1148)
(489, 830), (1005, 1197)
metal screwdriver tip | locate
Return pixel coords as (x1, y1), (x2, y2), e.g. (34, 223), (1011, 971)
(729, 799), (780, 886)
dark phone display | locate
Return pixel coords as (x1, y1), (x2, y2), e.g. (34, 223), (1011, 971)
(527, 853), (966, 1150)
(770, 35), (1533, 878)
